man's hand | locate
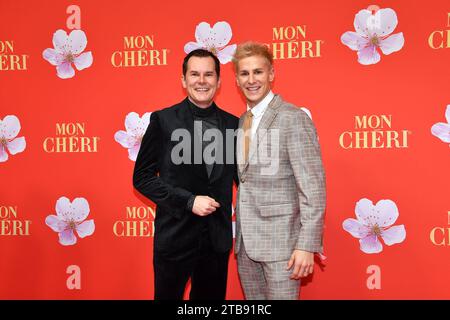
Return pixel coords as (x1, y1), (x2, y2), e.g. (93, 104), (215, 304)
(286, 249), (314, 280)
(192, 196), (220, 216)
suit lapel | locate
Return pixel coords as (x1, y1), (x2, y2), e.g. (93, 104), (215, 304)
(241, 95), (283, 176)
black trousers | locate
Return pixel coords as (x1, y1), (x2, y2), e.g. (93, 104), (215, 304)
(153, 230), (230, 300)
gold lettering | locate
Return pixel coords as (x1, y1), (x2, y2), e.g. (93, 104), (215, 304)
(287, 41), (299, 59)
(43, 137), (99, 153)
(0, 206), (17, 219)
(339, 131), (353, 149)
(126, 207), (154, 219)
(0, 54), (28, 71)
(428, 30), (444, 49)
(56, 123), (85, 136)
(0, 220), (31, 236)
(123, 35), (154, 49)
(113, 221), (124, 236)
(301, 41), (315, 58)
(430, 227), (445, 245)
(354, 131), (368, 149)
(371, 130), (384, 148)
(272, 42), (285, 59)
(0, 40), (14, 54)
(355, 116), (367, 129)
(111, 51), (122, 67)
(1, 220), (11, 235)
(272, 26), (306, 40)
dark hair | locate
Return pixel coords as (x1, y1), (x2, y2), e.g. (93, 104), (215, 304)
(182, 49), (221, 78)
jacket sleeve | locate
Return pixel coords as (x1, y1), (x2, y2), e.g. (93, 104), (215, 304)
(133, 111), (193, 220)
(286, 109), (326, 253)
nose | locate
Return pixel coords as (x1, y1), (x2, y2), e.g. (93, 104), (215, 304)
(248, 73), (255, 84)
(199, 74), (206, 84)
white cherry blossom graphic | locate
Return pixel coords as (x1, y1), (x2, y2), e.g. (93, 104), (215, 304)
(0, 115), (26, 163)
(343, 198), (406, 254)
(184, 21), (236, 64)
(114, 112), (151, 161)
(341, 8), (404, 65)
(45, 197), (95, 246)
(43, 29), (93, 79)
(431, 105), (450, 145)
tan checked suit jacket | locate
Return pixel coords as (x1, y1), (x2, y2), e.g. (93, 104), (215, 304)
(235, 94), (326, 262)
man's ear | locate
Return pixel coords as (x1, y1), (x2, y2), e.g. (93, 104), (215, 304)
(269, 67), (275, 83)
(181, 75), (187, 89)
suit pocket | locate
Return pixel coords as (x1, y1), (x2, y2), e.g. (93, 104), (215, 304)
(258, 203), (296, 217)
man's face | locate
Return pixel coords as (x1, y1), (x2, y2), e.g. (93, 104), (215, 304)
(182, 56), (220, 108)
(236, 55), (274, 108)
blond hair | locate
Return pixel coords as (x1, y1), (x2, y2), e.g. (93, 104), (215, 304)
(232, 41), (273, 71)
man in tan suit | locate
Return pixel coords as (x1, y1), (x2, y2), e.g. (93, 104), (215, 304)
(233, 42), (326, 300)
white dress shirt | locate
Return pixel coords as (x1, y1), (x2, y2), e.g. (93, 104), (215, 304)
(247, 91), (274, 140)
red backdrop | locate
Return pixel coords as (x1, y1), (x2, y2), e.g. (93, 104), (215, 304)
(1, 0), (449, 299)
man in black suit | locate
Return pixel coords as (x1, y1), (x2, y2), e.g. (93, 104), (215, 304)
(133, 49), (239, 300)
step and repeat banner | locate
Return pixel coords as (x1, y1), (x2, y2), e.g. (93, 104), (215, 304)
(1, 0), (449, 299)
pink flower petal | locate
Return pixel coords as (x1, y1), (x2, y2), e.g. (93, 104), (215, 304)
(56, 62), (75, 79)
(210, 21), (233, 48)
(71, 197), (90, 222)
(184, 42), (202, 54)
(195, 22), (213, 45)
(217, 44), (236, 64)
(45, 215), (67, 232)
(114, 130), (136, 148)
(353, 9), (372, 37)
(343, 218), (370, 238)
(42, 48), (64, 66)
(125, 112), (141, 131)
(357, 45), (380, 65)
(56, 197), (71, 218)
(73, 51), (93, 70)
(59, 229), (77, 246)
(7, 137), (26, 155)
(371, 8), (398, 37)
(76, 219), (95, 238)
(341, 31), (369, 51)
(52, 29), (69, 53)
(374, 199), (399, 227)
(379, 32), (404, 55)
(126, 112), (150, 137)
(431, 122), (450, 143)
(128, 144), (141, 161)
(0, 146), (8, 162)
(142, 112), (151, 125)
(360, 235), (383, 254)
(381, 225), (406, 246)
(355, 198), (373, 224)
(1, 115), (21, 139)
(68, 29), (87, 55)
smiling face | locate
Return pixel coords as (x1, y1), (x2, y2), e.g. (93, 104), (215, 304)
(182, 56), (221, 108)
(235, 55), (274, 108)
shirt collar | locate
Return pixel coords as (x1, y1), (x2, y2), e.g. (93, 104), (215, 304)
(247, 91), (274, 117)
